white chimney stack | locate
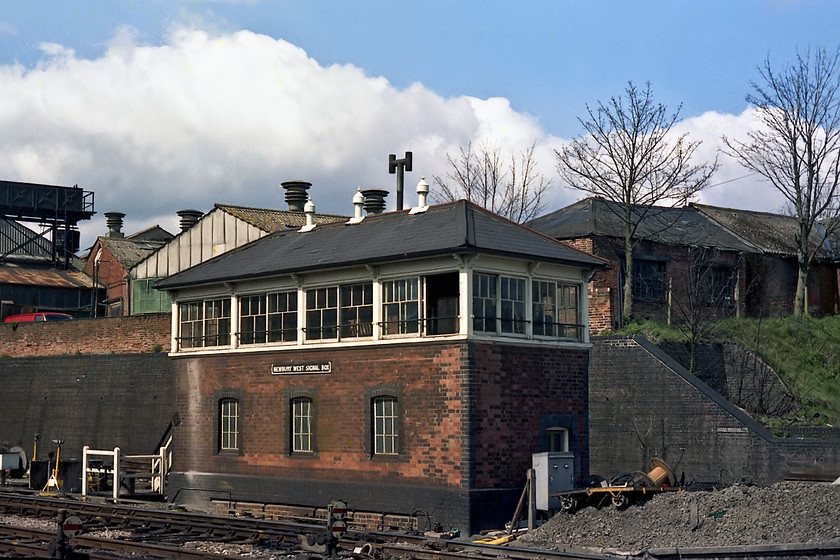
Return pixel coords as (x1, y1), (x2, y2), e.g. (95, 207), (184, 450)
(348, 189), (365, 224)
(300, 199), (316, 232)
(409, 177), (430, 215)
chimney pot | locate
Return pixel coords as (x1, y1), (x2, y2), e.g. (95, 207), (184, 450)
(281, 180), (312, 212)
(361, 189), (389, 215)
(104, 212), (126, 238)
(416, 177), (429, 208)
(352, 189), (364, 220)
(176, 209), (203, 232)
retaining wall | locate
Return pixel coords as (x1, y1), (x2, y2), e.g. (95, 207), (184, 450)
(589, 336), (840, 484)
(0, 353), (175, 468)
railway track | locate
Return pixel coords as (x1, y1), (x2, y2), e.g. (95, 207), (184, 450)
(0, 492), (835, 560)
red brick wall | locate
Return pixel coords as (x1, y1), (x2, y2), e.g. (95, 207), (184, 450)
(469, 343), (589, 488)
(588, 286), (613, 333)
(82, 241), (129, 316)
(171, 340), (590, 492)
(0, 314), (171, 357)
(578, 235), (746, 326)
(172, 343), (467, 488)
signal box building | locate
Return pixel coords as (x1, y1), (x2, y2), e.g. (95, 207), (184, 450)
(157, 198), (605, 534)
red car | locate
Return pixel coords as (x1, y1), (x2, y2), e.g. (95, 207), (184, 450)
(3, 312), (74, 323)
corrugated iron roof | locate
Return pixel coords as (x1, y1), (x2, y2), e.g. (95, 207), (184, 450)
(215, 204), (347, 231)
(0, 263), (98, 288)
(158, 200), (607, 290)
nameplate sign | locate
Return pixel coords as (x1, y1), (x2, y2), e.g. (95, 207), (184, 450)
(272, 362), (332, 375)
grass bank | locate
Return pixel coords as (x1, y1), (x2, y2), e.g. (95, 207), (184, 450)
(614, 316), (840, 426)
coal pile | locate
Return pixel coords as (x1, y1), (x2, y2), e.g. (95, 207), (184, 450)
(516, 481), (840, 554)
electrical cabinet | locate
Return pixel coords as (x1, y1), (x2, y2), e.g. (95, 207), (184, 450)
(532, 452), (574, 511)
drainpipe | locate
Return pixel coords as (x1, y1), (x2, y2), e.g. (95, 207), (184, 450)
(124, 272), (131, 316)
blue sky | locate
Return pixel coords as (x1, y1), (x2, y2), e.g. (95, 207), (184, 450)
(1, 1), (839, 246)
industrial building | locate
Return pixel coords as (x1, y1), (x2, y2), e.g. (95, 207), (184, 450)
(129, 181), (347, 315)
(156, 189), (606, 533)
(0, 180), (97, 317)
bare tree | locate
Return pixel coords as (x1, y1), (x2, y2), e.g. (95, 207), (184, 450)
(557, 81), (718, 322)
(724, 46), (840, 316)
(432, 140), (551, 223)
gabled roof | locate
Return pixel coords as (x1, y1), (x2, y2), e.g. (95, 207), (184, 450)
(127, 225), (174, 243)
(691, 203), (834, 259)
(96, 236), (169, 270)
(528, 197), (760, 254)
(157, 200), (607, 290)
(215, 204), (347, 232)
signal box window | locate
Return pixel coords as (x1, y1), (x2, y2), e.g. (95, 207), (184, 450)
(381, 278), (419, 335)
(339, 282), (373, 338)
(373, 396), (399, 455)
(425, 272), (459, 335)
(219, 398), (239, 452)
(292, 398), (313, 453)
(240, 291), (297, 345)
(306, 287), (338, 340)
(179, 298), (231, 349)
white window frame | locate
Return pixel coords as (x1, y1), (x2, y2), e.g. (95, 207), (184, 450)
(179, 297), (231, 349)
(220, 398), (239, 451)
(381, 277), (420, 336)
(373, 396), (399, 455)
(239, 290), (298, 345)
(292, 397), (313, 453)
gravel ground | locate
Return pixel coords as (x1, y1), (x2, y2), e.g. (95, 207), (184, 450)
(516, 481), (840, 555)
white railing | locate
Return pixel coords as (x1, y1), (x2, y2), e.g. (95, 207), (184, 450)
(82, 436), (172, 500)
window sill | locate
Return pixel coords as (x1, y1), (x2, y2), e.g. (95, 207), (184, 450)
(289, 451), (318, 459)
(369, 453), (405, 462)
(217, 449), (243, 457)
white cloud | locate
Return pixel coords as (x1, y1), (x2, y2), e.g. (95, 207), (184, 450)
(675, 109), (788, 213)
(0, 27), (572, 249)
(0, 26), (782, 252)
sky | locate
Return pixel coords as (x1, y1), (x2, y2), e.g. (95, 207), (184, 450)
(1, 1), (839, 250)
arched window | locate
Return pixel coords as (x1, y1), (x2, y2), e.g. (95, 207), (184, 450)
(292, 397), (313, 453)
(372, 396), (399, 455)
(219, 398), (239, 451)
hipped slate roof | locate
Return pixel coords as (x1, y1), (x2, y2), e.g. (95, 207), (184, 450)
(216, 204), (347, 231)
(157, 200), (606, 290)
(528, 198), (759, 254)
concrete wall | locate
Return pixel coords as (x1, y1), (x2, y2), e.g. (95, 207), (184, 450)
(589, 336), (840, 485)
(0, 313), (171, 357)
(169, 340), (590, 534)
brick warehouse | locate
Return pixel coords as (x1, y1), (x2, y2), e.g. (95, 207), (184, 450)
(156, 197), (606, 534)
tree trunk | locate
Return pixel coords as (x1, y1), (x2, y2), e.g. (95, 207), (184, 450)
(794, 261), (809, 316)
(623, 224), (634, 323)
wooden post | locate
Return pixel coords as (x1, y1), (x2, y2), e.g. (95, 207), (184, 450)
(527, 468), (536, 531)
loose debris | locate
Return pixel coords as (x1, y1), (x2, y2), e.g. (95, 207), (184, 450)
(516, 481), (840, 554)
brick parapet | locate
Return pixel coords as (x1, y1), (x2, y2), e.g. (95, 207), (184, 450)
(0, 313), (171, 357)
